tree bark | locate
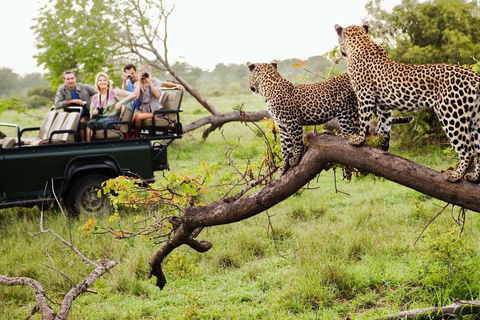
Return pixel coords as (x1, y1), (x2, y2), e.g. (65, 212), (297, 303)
(149, 133), (480, 289)
(385, 299), (480, 319)
(182, 110), (271, 137)
(0, 276), (55, 320)
(0, 260), (116, 320)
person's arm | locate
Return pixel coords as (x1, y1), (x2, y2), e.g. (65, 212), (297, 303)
(54, 90), (67, 109)
(90, 95), (98, 118)
(149, 78), (161, 99)
(115, 85), (139, 109)
(161, 81), (183, 90)
(86, 84), (97, 97)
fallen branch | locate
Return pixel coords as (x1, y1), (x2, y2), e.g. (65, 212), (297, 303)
(385, 298), (480, 319)
(149, 133), (480, 289)
(0, 196), (116, 319)
(182, 110), (271, 138)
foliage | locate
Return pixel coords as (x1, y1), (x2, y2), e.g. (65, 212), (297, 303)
(93, 163), (215, 239)
(418, 226), (480, 300)
(366, 0), (480, 65)
(32, 0), (123, 88)
(0, 97), (21, 114)
(0, 68), (20, 97)
(0, 68), (47, 98)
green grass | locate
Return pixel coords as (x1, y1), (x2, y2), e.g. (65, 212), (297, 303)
(2, 96), (480, 319)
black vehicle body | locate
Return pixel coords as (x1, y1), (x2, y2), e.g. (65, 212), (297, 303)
(0, 88), (183, 214)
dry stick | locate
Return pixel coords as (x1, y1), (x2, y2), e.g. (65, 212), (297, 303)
(266, 211), (286, 259)
(333, 167), (350, 196)
(385, 299), (480, 320)
(413, 203), (450, 246)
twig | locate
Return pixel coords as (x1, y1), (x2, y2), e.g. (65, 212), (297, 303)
(266, 211), (286, 259)
(40, 263), (75, 286)
(414, 203), (450, 246)
(333, 168), (350, 196)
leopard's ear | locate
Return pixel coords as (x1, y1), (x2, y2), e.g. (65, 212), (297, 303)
(362, 23), (369, 34)
(247, 62), (256, 72)
(270, 60), (278, 69)
(334, 24), (343, 36)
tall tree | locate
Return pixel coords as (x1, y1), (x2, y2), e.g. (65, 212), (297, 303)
(0, 68), (20, 97)
(366, 0), (480, 65)
(33, 0), (121, 88)
(33, 0), (272, 135)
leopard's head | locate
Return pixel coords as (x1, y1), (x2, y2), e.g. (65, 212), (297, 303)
(334, 24), (369, 58)
(247, 60), (278, 94)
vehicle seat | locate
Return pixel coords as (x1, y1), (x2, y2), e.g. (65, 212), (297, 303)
(52, 112), (81, 142)
(94, 104), (133, 140)
(140, 88), (182, 135)
(8, 110), (58, 145)
(31, 112), (69, 145)
(1, 137), (16, 148)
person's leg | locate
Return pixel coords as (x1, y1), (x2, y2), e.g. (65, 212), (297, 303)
(78, 121), (87, 142)
(133, 112), (153, 129)
(86, 127), (93, 142)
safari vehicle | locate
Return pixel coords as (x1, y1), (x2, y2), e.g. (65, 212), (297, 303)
(0, 88), (183, 216)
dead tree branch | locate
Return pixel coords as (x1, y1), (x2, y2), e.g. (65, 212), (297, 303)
(148, 133), (480, 289)
(0, 201), (116, 319)
(182, 110), (271, 137)
(384, 298), (480, 319)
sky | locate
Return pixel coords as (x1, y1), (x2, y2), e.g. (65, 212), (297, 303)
(1, 0), (402, 76)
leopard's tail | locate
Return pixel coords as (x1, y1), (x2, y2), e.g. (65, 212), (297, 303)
(391, 116), (414, 125)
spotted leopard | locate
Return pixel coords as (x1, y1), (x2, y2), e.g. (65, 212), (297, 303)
(335, 24), (480, 182)
(247, 60), (412, 175)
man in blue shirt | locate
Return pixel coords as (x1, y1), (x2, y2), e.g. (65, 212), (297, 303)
(54, 70), (96, 121)
(122, 64), (141, 111)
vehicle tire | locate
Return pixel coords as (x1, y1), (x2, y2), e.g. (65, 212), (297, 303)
(66, 174), (110, 217)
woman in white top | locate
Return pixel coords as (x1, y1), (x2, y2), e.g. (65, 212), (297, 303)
(116, 64), (183, 129)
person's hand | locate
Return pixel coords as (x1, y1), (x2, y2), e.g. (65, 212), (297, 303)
(176, 84), (184, 90)
(71, 99), (83, 105)
(93, 109), (99, 116)
(115, 101), (123, 109)
(122, 72), (128, 83)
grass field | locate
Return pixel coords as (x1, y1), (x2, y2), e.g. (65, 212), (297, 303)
(1, 94), (480, 319)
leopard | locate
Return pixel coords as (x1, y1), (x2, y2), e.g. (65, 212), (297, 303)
(247, 60), (412, 175)
(335, 23), (480, 183)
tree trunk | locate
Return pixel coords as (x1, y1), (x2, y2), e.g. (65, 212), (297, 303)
(149, 133), (480, 289)
(164, 65), (222, 116)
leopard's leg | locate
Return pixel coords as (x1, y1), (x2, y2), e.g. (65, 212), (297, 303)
(465, 105), (480, 182)
(277, 122), (294, 175)
(348, 94), (375, 146)
(437, 103), (473, 182)
(376, 107), (392, 151)
(288, 121), (305, 168)
(337, 106), (359, 138)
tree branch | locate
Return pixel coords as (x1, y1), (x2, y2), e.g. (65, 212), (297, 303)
(182, 110), (271, 137)
(0, 276), (55, 320)
(385, 299), (480, 319)
(149, 133), (480, 289)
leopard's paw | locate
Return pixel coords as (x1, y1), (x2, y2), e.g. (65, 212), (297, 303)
(348, 134), (365, 146)
(465, 171), (480, 183)
(443, 169), (463, 182)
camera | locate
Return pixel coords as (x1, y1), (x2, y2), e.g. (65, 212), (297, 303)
(97, 107), (104, 115)
(127, 74), (132, 79)
(141, 71), (149, 79)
